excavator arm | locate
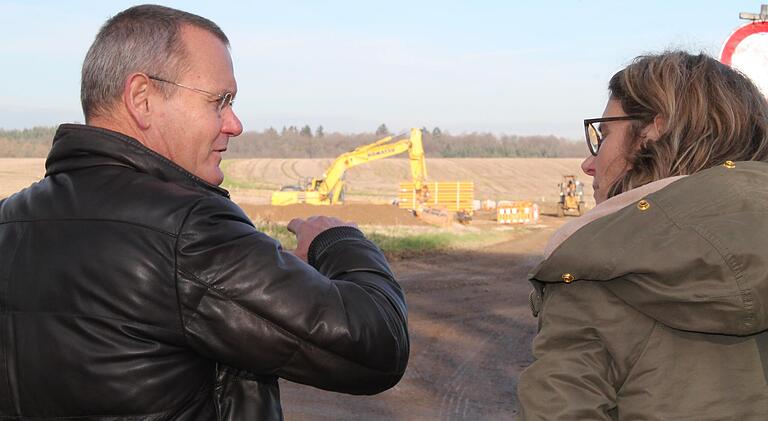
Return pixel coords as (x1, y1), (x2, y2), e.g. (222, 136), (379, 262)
(407, 128), (427, 190)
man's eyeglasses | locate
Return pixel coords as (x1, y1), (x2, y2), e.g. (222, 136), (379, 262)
(148, 76), (234, 113)
(583, 116), (644, 156)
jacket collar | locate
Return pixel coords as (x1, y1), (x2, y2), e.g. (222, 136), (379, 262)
(531, 161), (768, 336)
(45, 124), (230, 198)
(543, 175), (686, 258)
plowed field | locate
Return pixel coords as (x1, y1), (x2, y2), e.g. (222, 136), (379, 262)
(223, 157), (594, 207)
(0, 158), (46, 199)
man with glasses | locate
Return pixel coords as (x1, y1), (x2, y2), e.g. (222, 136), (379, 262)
(0, 5), (408, 420)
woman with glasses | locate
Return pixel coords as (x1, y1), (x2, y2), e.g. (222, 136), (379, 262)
(518, 50), (768, 420)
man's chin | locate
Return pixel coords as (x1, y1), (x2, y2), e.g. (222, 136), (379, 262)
(199, 167), (225, 186)
(211, 170), (225, 186)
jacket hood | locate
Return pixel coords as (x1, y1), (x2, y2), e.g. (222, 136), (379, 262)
(531, 161), (768, 336)
(45, 124), (230, 198)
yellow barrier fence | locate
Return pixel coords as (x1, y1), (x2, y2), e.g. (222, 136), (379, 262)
(397, 181), (474, 212)
(497, 201), (539, 224)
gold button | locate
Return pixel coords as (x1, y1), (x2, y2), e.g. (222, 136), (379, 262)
(723, 160), (736, 169)
(562, 273), (575, 283)
(637, 200), (650, 211)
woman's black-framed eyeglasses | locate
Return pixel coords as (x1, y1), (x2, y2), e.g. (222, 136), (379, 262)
(583, 116), (643, 156)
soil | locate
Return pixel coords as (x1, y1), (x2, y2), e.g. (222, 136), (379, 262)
(280, 215), (568, 420)
(240, 203), (430, 226)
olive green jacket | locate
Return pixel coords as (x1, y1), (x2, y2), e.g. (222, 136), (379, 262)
(519, 161), (768, 420)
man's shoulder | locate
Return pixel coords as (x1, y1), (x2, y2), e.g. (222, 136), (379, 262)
(104, 168), (241, 233)
(122, 170), (252, 236)
(2, 165), (237, 236)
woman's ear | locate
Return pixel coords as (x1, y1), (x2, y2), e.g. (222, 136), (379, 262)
(641, 114), (665, 144)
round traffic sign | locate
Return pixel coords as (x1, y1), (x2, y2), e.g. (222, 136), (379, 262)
(720, 21), (768, 96)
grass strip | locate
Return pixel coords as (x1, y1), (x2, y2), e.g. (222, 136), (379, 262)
(251, 218), (525, 259)
(366, 231), (452, 258)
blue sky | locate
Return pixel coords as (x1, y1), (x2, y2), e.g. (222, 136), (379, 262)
(0, 1), (761, 138)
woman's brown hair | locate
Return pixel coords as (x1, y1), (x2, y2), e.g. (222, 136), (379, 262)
(606, 51), (768, 198)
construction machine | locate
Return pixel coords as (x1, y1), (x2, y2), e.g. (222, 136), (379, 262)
(271, 128), (429, 206)
(557, 175), (585, 217)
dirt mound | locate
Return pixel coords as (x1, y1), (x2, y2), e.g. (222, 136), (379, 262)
(239, 203), (430, 226)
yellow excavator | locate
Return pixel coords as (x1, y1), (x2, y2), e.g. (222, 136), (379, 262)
(271, 128), (428, 206)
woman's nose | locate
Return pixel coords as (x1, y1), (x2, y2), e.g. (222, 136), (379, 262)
(581, 155), (596, 176)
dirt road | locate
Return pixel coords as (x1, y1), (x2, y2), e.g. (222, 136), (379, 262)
(280, 216), (567, 420)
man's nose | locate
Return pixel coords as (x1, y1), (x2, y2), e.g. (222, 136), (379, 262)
(581, 155), (596, 176)
(222, 107), (243, 137)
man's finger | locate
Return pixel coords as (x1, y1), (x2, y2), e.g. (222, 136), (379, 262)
(286, 218), (304, 234)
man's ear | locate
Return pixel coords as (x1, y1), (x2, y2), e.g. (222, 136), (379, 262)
(123, 73), (152, 130)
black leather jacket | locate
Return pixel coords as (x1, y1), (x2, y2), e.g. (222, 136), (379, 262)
(0, 124), (409, 420)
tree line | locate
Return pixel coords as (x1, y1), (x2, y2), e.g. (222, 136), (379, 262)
(0, 124), (586, 158)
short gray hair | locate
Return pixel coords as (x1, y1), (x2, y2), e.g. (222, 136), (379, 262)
(81, 4), (229, 121)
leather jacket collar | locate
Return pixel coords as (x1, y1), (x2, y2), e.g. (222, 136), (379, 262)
(45, 124), (230, 198)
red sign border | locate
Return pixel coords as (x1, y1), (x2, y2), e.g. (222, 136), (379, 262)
(720, 21), (768, 65)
